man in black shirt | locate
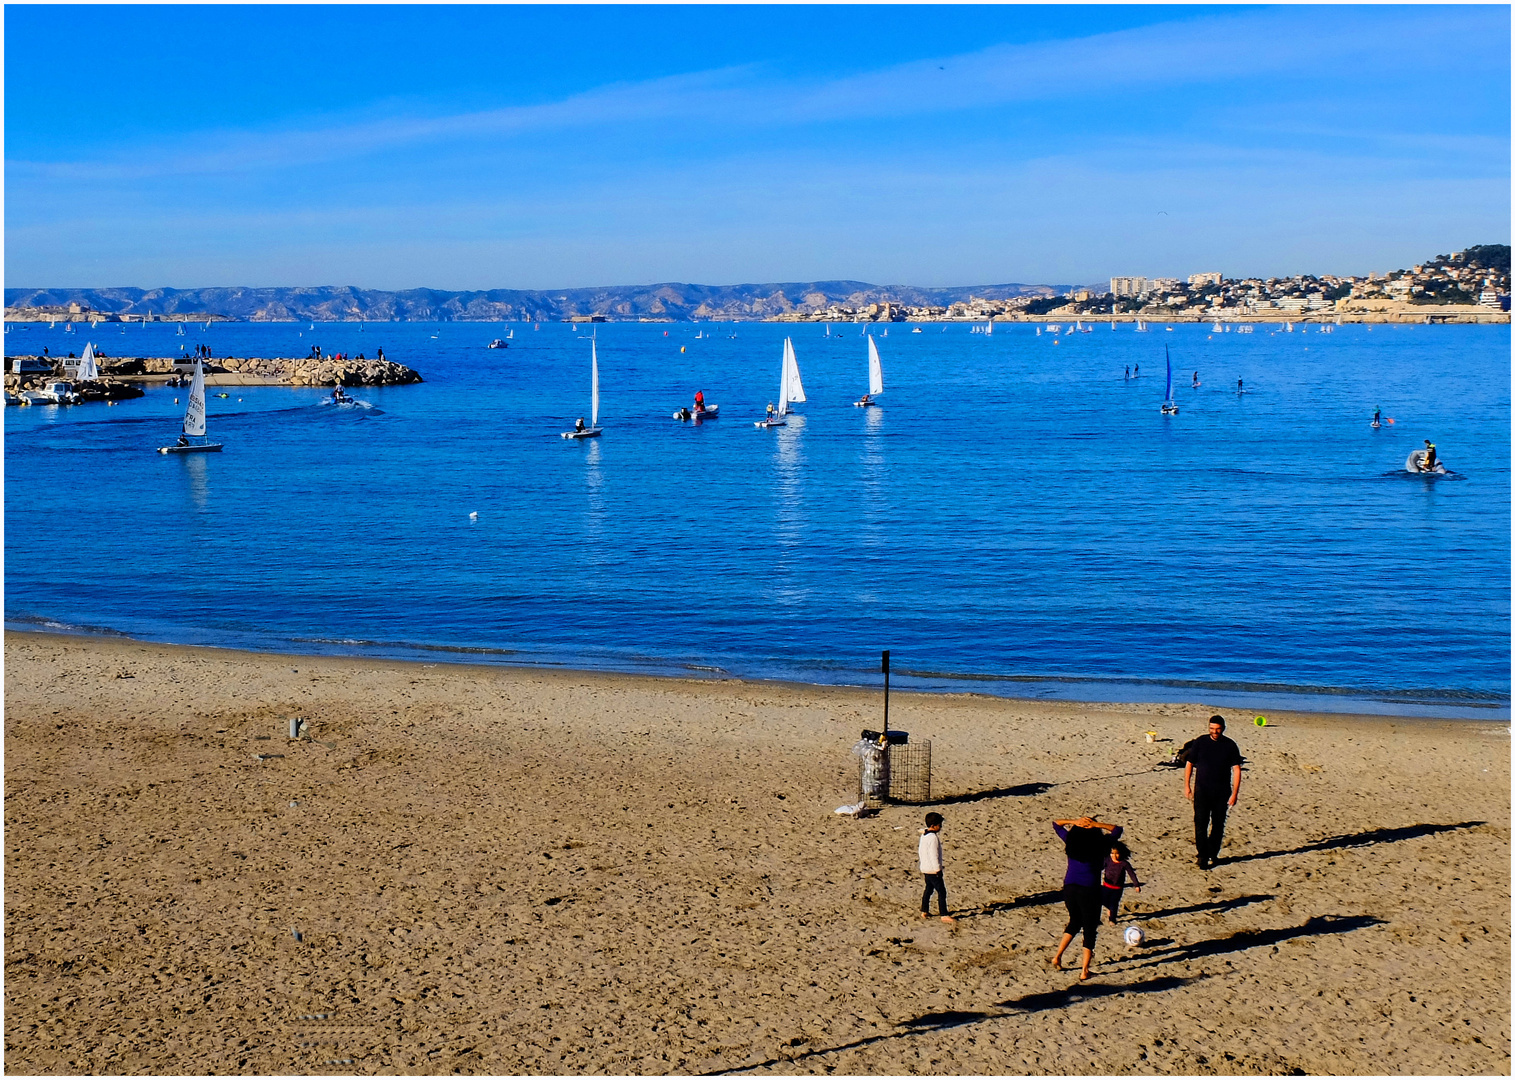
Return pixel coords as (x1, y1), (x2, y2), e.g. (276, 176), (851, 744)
(1182, 715), (1243, 869)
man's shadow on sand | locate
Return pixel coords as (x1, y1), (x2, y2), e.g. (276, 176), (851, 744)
(926, 766), (1168, 806)
(1219, 820), (1485, 865)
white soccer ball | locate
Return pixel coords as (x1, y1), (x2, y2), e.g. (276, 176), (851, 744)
(1123, 925), (1145, 947)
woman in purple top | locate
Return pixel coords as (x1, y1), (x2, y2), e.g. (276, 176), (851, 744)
(1050, 815), (1123, 980)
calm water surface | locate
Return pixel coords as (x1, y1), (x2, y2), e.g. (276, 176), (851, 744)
(6, 320), (1509, 718)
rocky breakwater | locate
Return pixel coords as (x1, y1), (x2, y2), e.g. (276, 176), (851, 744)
(212, 356), (423, 387)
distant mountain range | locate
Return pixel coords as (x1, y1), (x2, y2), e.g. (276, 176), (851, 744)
(3, 281), (1068, 322)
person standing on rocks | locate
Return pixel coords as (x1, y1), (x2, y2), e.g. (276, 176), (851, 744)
(1182, 715), (1243, 869)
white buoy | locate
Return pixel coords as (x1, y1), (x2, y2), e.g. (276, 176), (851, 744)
(469, 511), (478, 520)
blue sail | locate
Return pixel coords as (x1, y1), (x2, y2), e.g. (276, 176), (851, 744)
(1164, 345), (1173, 403)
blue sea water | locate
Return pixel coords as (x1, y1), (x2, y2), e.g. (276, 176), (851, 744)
(5, 319), (1509, 719)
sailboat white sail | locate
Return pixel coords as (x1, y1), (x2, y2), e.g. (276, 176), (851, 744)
(856, 335), (884, 406)
(780, 336), (805, 416)
(757, 337), (805, 426)
(158, 358), (223, 453)
(74, 342), (99, 381)
(185, 360), (207, 436)
(561, 340), (602, 438)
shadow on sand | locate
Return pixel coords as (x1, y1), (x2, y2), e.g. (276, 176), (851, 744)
(1222, 821), (1485, 866)
(707, 911), (1391, 1075)
(1131, 893), (1274, 921)
(1119, 914), (1384, 972)
(706, 975), (1200, 1074)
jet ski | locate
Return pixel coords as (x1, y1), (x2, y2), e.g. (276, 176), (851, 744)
(1406, 450), (1448, 475)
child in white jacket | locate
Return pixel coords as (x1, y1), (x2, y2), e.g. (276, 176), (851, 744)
(918, 812), (955, 922)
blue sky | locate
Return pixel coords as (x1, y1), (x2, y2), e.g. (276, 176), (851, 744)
(5, 5), (1509, 289)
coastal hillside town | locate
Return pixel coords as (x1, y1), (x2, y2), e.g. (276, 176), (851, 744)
(5, 245), (1507, 325)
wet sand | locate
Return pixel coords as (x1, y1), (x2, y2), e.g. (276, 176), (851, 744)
(4, 631), (1509, 1074)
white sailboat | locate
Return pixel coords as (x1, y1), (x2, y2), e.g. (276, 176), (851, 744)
(1160, 346), (1179, 414)
(73, 342), (100, 382)
(562, 339), (602, 439)
(755, 337), (805, 427)
(855, 335), (884, 407)
(158, 359), (223, 453)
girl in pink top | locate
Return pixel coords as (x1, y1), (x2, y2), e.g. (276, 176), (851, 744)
(1101, 840), (1143, 924)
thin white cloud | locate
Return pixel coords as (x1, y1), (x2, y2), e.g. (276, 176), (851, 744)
(9, 5), (1503, 184)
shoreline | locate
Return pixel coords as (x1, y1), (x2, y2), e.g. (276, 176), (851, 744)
(6, 626), (1507, 723)
(4, 630), (1508, 1074)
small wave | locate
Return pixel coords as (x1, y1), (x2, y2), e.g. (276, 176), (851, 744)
(287, 635), (519, 657)
(887, 666), (1508, 708)
(6, 613), (133, 637)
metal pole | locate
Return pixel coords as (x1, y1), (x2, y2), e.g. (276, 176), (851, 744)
(881, 650), (890, 740)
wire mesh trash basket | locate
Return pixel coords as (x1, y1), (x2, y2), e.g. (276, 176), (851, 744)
(857, 740), (932, 806)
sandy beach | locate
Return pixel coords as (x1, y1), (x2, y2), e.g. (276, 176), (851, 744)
(4, 631), (1509, 1075)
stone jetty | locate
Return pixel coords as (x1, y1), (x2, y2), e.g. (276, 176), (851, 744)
(5, 354), (423, 392)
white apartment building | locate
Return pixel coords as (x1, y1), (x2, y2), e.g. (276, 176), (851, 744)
(1188, 272), (1222, 287)
(1110, 276), (1147, 297)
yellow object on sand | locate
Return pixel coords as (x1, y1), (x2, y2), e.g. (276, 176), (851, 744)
(1255, 716), (1268, 726)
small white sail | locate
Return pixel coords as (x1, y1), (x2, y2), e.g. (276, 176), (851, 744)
(590, 339), (600, 428)
(867, 335), (884, 396)
(75, 342), (99, 381)
(778, 337), (806, 417)
(183, 359), (207, 437)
